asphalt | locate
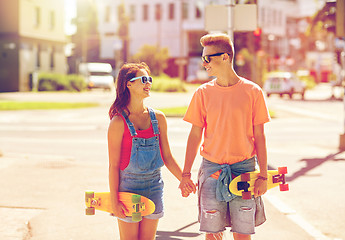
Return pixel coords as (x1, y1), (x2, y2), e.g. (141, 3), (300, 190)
(0, 87), (337, 240)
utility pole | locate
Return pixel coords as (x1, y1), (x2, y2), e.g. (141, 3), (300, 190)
(337, 0), (345, 150)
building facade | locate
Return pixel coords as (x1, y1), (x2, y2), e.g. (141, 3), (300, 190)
(0, 0), (66, 92)
(87, 0), (320, 81)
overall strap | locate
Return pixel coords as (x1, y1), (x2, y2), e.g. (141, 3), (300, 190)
(121, 110), (137, 136)
(148, 107), (160, 135)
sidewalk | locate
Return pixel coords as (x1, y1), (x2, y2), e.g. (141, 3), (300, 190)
(0, 88), (329, 240)
(0, 152), (315, 240)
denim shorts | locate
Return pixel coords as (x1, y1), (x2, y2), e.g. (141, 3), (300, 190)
(199, 176), (265, 234)
(117, 170), (164, 223)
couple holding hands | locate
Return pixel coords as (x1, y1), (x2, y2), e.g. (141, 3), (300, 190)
(108, 33), (270, 240)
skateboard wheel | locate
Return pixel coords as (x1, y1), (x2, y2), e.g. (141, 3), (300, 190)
(132, 195), (141, 203)
(278, 167), (288, 175)
(279, 183), (289, 191)
(132, 212), (142, 222)
(86, 207), (95, 215)
(242, 191), (252, 200)
(241, 173), (250, 182)
(85, 191), (95, 199)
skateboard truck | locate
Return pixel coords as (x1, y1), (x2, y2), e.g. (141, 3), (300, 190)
(235, 167), (289, 199)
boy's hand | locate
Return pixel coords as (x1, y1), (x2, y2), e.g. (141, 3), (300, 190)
(254, 177), (268, 198)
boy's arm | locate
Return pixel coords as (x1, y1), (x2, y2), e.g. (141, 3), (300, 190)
(179, 124), (203, 196)
(253, 123), (268, 197)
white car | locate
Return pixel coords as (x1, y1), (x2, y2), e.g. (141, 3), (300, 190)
(263, 72), (306, 99)
(79, 62), (114, 90)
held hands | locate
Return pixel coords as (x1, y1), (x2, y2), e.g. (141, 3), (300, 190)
(179, 173), (197, 197)
(254, 176), (268, 198)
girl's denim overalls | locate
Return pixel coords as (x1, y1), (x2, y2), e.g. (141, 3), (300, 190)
(118, 108), (165, 222)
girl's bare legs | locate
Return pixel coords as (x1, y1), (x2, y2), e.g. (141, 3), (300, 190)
(118, 218), (159, 240)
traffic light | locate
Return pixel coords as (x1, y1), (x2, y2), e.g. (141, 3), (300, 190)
(253, 28), (262, 51)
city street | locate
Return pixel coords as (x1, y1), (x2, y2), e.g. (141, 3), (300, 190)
(0, 84), (344, 240)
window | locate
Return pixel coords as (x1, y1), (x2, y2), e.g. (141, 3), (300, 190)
(50, 11), (55, 30)
(130, 5), (136, 21)
(105, 6), (111, 22)
(155, 4), (161, 21)
(182, 2), (188, 20)
(143, 4), (149, 21)
(34, 7), (41, 27)
(36, 45), (41, 68)
(168, 3), (174, 20)
(195, 1), (203, 19)
(50, 46), (55, 69)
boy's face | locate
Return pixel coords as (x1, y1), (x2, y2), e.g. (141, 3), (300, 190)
(202, 45), (224, 76)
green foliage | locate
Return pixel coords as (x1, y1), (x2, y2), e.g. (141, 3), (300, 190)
(131, 45), (169, 76)
(0, 101), (98, 110)
(37, 73), (86, 92)
(151, 74), (186, 92)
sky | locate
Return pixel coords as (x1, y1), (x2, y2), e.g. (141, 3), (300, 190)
(64, 0), (77, 35)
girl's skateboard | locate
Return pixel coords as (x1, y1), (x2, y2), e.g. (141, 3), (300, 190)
(229, 167), (289, 199)
(85, 191), (155, 222)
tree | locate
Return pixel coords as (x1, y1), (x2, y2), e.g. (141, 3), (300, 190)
(131, 45), (170, 76)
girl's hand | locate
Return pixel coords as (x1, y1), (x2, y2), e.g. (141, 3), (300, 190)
(179, 177), (196, 197)
(111, 201), (129, 219)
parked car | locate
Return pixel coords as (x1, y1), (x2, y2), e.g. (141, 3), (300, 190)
(263, 72), (306, 99)
(78, 62), (114, 90)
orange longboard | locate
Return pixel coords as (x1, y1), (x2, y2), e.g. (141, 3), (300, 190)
(229, 167), (289, 199)
(85, 191), (155, 222)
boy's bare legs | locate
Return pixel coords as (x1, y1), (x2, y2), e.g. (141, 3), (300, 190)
(205, 232), (251, 240)
(205, 232), (224, 240)
(233, 232), (251, 240)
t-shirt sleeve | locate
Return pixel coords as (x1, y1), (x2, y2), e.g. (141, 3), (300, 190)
(253, 88), (271, 125)
(183, 89), (205, 128)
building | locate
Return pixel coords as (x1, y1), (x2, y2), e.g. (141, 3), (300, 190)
(0, 0), (66, 92)
(76, 0), (323, 81)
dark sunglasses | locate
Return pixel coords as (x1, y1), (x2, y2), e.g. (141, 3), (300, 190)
(201, 52), (226, 63)
(129, 76), (153, 84)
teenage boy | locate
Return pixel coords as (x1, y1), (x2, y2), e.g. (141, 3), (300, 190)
(179, 33), (271, 240)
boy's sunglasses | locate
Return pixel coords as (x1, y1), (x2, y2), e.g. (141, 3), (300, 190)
(201, 52), (226, 63)
(129, 76), (153, 84)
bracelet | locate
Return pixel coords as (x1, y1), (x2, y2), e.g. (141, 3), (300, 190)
(182, 172), (191, 178)
(257, 175), (268, 181)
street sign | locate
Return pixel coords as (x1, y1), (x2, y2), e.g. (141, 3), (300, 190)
(204, 5), (228, 32)
(204, 4), (257, 32)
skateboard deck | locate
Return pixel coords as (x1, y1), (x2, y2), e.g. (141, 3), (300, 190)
(229, 167), (289, 199)
(85, 191), (155, 222)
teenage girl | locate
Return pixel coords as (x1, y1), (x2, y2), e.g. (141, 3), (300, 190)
(108, 62), (187, 240)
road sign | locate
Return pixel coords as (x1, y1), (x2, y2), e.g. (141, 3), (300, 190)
(204, 4), (257, 32)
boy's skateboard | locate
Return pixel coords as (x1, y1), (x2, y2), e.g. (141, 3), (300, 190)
(85, 191), (155, 222)
(229, 167), (289, 199)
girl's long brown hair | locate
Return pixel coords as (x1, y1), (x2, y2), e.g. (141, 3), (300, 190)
(109, 62), (150, 120)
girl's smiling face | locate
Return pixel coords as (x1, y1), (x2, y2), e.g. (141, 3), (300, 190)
(127, 69), (152, 98)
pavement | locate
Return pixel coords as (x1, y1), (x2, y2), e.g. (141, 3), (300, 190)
(0, 85), (341, 240)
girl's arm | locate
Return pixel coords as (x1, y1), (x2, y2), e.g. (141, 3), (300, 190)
(179, 124), (202, 196)
(156, 110), (183, 181)
(108, 116), (128, 218)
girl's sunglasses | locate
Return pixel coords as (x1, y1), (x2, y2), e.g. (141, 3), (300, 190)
(201, 52), (226, 63)
(129, 76), (153, 84)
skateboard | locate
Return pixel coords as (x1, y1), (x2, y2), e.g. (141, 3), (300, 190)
(85, 191), (155, 222)
(229, 167), (289, 199)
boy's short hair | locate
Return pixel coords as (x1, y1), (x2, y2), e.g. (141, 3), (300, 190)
(200, 33), (234, 63)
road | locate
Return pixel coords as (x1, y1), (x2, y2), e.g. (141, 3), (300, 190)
(0, 84), (344, 239)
